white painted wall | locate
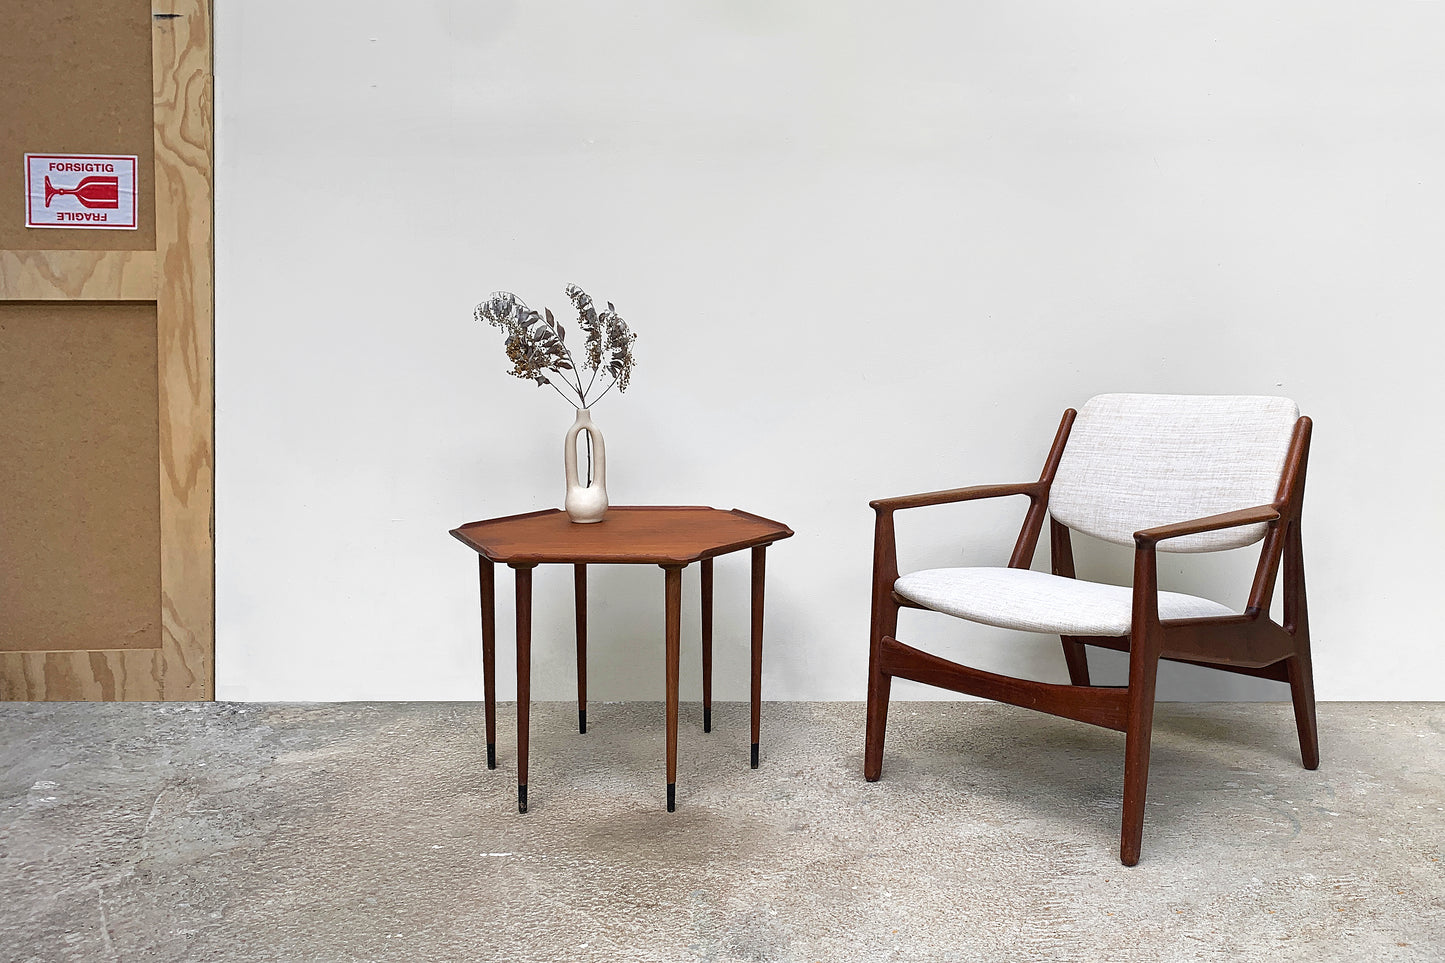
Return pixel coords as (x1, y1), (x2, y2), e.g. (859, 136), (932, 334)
(216, 2), (1445, 702)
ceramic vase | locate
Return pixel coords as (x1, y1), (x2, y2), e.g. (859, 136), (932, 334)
(563, 407), (608, 523)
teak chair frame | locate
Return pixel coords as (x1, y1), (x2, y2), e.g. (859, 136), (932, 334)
(863, 407), (1316, 865)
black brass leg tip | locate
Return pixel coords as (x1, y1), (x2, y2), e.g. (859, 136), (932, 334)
(703, 707), (711, 733)
(579, 709), (587, 734)
(666, 783), (676, 812)
(750, 743), (759, 769)
(486, 743), (496, 770)
(518, 785), (528, 813)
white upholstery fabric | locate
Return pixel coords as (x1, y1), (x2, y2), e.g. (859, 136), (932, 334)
(1050, 393), (1299, 553)
(895, 567), (1237, 637)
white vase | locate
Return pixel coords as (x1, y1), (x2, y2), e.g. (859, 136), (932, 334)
(563, 407), (608, 523)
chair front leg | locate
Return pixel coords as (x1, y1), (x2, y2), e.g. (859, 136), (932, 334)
(1121, 542), (1164, 866)
(864, 509), (900, 782)
(864, 603), (899, 782)
(1120, 628), (1162, 866)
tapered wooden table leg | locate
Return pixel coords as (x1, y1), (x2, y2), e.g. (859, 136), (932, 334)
(750, 546), (766, 769)
(479, 558), (497, 770)
(575, 563), (588, 734)
(663, 564), (683, 811)
(700, 558), (713, 733)
(513, 564), (535, 813)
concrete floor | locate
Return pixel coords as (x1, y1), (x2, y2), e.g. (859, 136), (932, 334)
(0, 701), (1441, 962)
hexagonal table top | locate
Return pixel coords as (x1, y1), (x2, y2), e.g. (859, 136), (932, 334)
(450, 506), (793, 566)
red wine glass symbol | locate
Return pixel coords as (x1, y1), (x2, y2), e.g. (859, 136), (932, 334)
(44, 175), (120, 209)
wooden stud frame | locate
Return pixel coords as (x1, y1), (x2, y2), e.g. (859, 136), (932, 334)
(0, 1), (214, 699)
(863, 408), (1316, 866)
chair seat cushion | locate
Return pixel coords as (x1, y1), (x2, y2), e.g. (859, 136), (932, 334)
(894, 567), (1237, 637)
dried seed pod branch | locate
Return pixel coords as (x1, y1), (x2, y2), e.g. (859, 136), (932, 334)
(478, 285), (638, 409)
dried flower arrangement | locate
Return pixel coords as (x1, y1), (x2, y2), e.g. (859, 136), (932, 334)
(474, 285), (638, 410)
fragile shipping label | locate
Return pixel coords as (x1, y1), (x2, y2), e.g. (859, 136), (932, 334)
(25, 154), (139, 229)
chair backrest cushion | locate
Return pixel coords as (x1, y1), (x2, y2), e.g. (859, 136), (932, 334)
(1050, 393), (1300, 553)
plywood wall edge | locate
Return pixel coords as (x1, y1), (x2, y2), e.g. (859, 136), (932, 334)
(0, 249), (158, 300)
(152, 0), (216, 700)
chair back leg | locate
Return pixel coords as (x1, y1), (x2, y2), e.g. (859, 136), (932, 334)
(1060, 636), (1091, 686)
(1284, 521), (1319, 769)
(1287, 643), (1319, 770)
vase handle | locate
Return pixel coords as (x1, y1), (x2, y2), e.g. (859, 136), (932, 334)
(564, 416), (607, 489)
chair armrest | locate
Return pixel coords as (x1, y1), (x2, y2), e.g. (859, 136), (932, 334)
(869, 482), (1046, 616)
(870, 482), (1042, 514)
(1133, 504), (1281, 547)
(1129, 504), (1282, 633)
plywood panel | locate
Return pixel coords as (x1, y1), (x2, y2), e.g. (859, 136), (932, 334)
(0, 650), (164, 701)
(0, 0), (156, 251)
(0, 0), (213, 702)
(0, 301), (162, 653)
(0, 250), (157, 300)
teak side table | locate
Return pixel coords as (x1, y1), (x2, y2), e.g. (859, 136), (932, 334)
(449, 506), (793, 813)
